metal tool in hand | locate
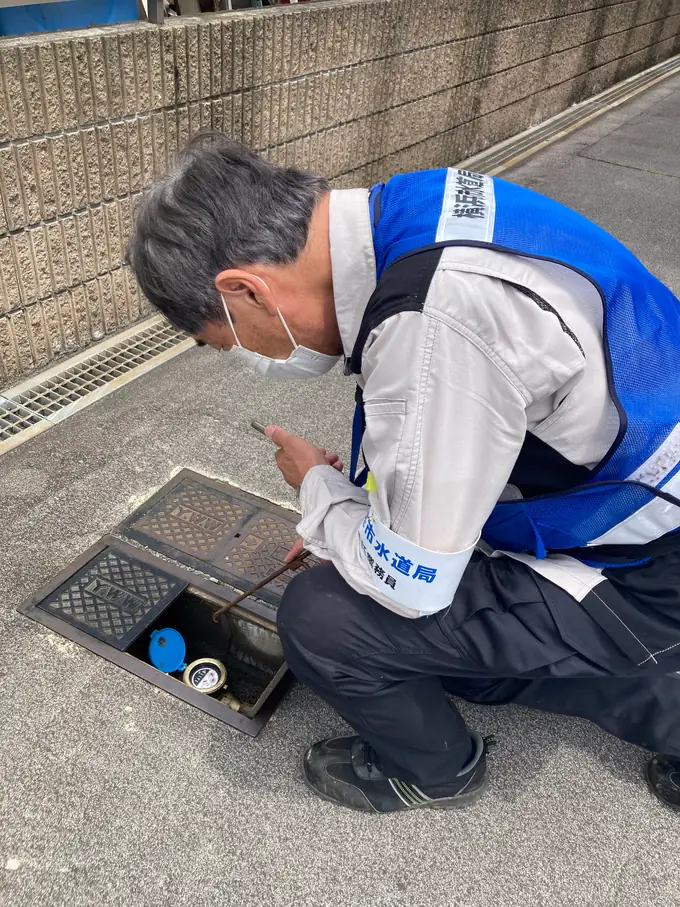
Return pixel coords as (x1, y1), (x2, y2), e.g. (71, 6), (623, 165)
(213, 417), (310, 621)
(212, 548), (310, 622)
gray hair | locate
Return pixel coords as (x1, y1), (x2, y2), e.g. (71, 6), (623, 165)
(126, 133), (329, 334)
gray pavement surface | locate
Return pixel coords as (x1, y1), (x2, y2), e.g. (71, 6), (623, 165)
(2, 72), (680, 907)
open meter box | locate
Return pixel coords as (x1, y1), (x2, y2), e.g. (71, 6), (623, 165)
(19, 471), (316, 736)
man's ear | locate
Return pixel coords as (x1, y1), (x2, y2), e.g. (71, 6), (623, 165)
(215, 268), (276, 315)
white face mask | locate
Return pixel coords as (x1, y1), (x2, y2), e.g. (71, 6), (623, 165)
(221, 296), (340, 381)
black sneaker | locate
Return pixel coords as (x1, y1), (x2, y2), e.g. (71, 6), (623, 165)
(646, 754), (680, 810)
(301, 731), (490, 813)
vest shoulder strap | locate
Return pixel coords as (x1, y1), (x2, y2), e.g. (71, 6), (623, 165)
(349, 247), (444, 374)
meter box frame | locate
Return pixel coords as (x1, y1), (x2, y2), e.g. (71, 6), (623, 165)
(19, 533), (291, 736)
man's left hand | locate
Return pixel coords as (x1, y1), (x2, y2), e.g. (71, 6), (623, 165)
(265, 425), (343, 490)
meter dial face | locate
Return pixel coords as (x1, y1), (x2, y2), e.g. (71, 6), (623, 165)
(183, 659), (226, 694)
(190, 665), (219, 689)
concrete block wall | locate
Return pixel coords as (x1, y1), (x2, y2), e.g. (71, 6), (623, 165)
(0, 0), (679, 387)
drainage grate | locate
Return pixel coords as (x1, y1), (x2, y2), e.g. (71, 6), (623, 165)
(119, 470), (317, 610)
(0, 316), (192, 456)
(0, 396), (47, 441)
(6, 321), (187, 422)
(460, 53), (680, 175)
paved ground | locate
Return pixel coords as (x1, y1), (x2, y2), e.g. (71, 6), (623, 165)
(2, 71), (680, 907)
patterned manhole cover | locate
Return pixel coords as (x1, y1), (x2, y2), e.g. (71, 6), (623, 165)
(217, 513), (308, 596)
(37, 548), (183, 649)
(119, 470), (316, 606)
(132, 479), (256, 558)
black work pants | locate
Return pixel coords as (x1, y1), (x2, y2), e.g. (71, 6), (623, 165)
(277, 553), (680, 785)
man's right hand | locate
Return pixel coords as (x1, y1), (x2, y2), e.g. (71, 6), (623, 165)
(285, 537), (306, 564)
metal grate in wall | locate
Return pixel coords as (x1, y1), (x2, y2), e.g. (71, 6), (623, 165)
(0, 317), (192, 456)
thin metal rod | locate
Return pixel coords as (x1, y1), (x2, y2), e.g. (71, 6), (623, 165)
(212, 550), (310, 622)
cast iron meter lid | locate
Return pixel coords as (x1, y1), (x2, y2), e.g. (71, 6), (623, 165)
(149, 628), (187, 673)
(183, 658), (227, 694)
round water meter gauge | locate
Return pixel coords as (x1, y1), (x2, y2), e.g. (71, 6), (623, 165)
(183, 658), (227, 695)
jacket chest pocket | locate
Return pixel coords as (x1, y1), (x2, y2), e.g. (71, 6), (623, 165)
(361, 399), (407, 518)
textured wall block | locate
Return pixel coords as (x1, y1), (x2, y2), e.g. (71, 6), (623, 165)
(55, 291), (77, 353)
(159, 26), (176, 107)
(176, 104), (189, 148)
(123, 266), (142, 320)
(33, 139), (57, 221)
(41, 295), (65, 358)
(0, 315), (20, 381)
(72, 37), (94, 125)
(69, 285), (91, 345)
(1, 45), (29, 139)
(241, 17), (256, 92)
(27, 301), (50, 365)
(152, 111), (168, 176)
(134, 32), (152, 113)
(60, 217), (82, 287)
(66, 133), (87, 210)
(103, 33), (125, 118)
(118, 197), (134, 254)
(137, 115), (154, 186)
(241, 90), (253, 146)
(86, 36), (108, 122)
(105, 202), (124, 264)
(220, 18), (233, 96)
(198, 21), (212, 100)
(148, 29), (164, 110)
(84, 276), (104, 339)
(80, 128), (101, 204)
(173, 26), (188, 104)
(19, 46), (47, 136)
(209, 20), (222, 98)
(231, 18), (244, 92)
(15, 143), (41, 227)
(45, 222), (69, 296)
(48, 134), (75, 215)
(0, 61), (10, 142)
(10, 309), (35, 371)
(96, 125), (116, 201)
(97, 272), (116, 332)
(119, 32), (138, 117)
(186, 21), (201, 102)
(112, 120), (132, 196)
(111, 266), (131, 326)
(28, 226), (52, 300)
(0, 147), (22, 231)
(127, 118), (145, 193)
(75, 211), (97, 282)
(54, 39), (78, 130)
(0, 237), (20, 314)
(89, 206), (108, 275)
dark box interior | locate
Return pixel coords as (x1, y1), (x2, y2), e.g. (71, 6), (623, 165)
(127, 590), (286, 718)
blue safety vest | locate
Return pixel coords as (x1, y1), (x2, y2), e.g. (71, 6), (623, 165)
(349, 168), (680, 565)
